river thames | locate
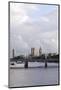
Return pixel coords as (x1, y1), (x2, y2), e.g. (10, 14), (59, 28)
(9, 62), (59, 87)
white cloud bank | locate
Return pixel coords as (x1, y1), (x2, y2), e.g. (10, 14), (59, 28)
(10, 3), (58, 57)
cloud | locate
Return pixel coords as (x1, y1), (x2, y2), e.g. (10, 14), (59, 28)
(40, 16), (49, 22)
(10, 3), (58, 57)
(10, 3), (38, 25)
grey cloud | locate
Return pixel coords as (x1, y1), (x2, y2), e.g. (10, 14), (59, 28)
(10, 3), (58, 57)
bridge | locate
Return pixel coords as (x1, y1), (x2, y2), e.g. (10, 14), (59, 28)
(10, 57), (59, 69)
(24, 59), (47, 68)
(10, 49), (59, 68)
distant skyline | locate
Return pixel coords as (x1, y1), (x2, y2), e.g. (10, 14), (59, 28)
(10, 3), (58, 57)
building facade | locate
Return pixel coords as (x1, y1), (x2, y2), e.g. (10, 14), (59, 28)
(31, 47), (42, 56)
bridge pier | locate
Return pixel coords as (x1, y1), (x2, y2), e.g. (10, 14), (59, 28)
(45, 60), (47, 68)
(24, 61), (28, 68)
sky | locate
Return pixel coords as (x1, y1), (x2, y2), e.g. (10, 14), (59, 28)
(10, 2), (58, 57)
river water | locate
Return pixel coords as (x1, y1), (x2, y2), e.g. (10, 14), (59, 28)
(9, 62), (59, 87)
